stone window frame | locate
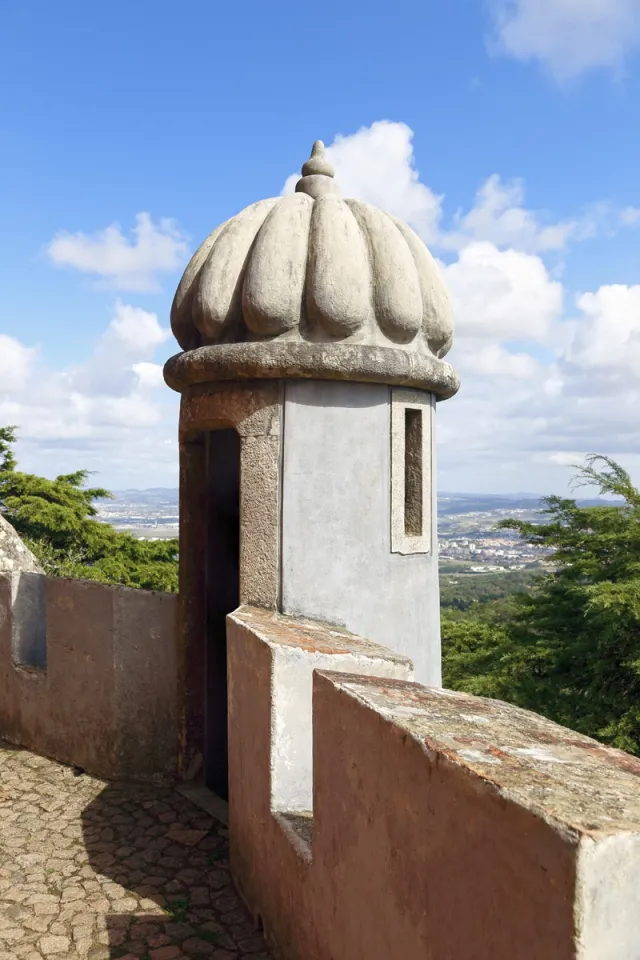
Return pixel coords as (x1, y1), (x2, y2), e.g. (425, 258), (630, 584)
(390, 388), (433, 555)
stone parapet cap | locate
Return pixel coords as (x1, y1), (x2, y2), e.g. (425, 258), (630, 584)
(229, 605), (414, 667)
(163, 342), (459, 398)
(321, 674), (640, 837)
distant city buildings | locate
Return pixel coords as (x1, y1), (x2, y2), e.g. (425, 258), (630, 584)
(438, 534), (552, 566)
(96, 494), (554, 567)
(96, 493), (178, 539)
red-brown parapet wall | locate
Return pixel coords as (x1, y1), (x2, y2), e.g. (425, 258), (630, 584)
(228, 605), (640, 960)
(0, 573), (178, 781)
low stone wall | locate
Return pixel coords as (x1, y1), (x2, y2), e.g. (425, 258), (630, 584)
(0, 573), (178, 781)
(228, 605), (640, 960)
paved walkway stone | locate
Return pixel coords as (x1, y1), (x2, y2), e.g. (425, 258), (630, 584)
(0, 743), (273, 960)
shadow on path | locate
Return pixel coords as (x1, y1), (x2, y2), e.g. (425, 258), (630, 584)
(80, 779), (270, 960)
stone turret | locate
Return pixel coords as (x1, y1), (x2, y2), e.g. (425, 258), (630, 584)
(164, 141), (459, 797)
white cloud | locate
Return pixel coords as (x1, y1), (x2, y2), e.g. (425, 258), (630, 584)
(71, 301), (171, 397)
(283, 121), (443, 244)
(0, 304), (178, 488)
(0, 336), (36, 392)
(441, 175), (580, 253)
(620, 206), (640, 225)
(443, 242), (563, 342)
(546, 451), (588, 467)
(46, 213), (189, 292)
(294, 120), (639, 491)
(567, 284), (640, 376)
(107, 301), (171, 354)
(490, 0), (640, 82)
(456, 343), (541, 380)
(132, 362), (166, 390)
(286, 124), (604, 257)
(440, 280), (640, 492)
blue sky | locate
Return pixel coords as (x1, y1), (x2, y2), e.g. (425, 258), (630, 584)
(1, 0), (640, 493)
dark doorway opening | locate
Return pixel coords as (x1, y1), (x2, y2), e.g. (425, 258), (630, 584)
(205, 428), (240, 801)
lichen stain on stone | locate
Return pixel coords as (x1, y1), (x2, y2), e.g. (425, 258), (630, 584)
(331, 674), (640, 838)
(458, 748), (502, 766)
(231, 605), (411, 664)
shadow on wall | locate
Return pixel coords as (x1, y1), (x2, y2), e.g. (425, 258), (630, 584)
(80, 779), (271, 959)
(11, 571), (47, 669)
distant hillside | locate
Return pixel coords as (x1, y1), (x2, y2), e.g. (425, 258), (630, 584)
(104, 489), (621, 512)
(100, 489), (179, 505)
(438, 493), (621, 516)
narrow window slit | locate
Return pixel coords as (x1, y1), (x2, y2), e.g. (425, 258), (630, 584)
(404, 408), (423, 536)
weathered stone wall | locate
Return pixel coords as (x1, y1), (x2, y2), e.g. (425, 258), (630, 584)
(228, 605), (640, 960)
(0, 574), (178, 781)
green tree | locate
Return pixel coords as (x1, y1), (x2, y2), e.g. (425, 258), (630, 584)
(441, 609), (517, 700)
(442, 456), (640, 754)
(439, 569), (537, 611)
(0, 426), (178, 592)
(0, 426), (18, 473)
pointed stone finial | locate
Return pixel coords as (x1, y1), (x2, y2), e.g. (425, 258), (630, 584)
(301, 141), (335, 178)
(295, 141), (339, 199)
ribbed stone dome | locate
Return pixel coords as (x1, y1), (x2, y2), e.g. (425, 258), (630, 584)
(164, 141), (459, 398)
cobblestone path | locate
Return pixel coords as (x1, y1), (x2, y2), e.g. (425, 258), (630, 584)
(0, 743), (272, 960)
